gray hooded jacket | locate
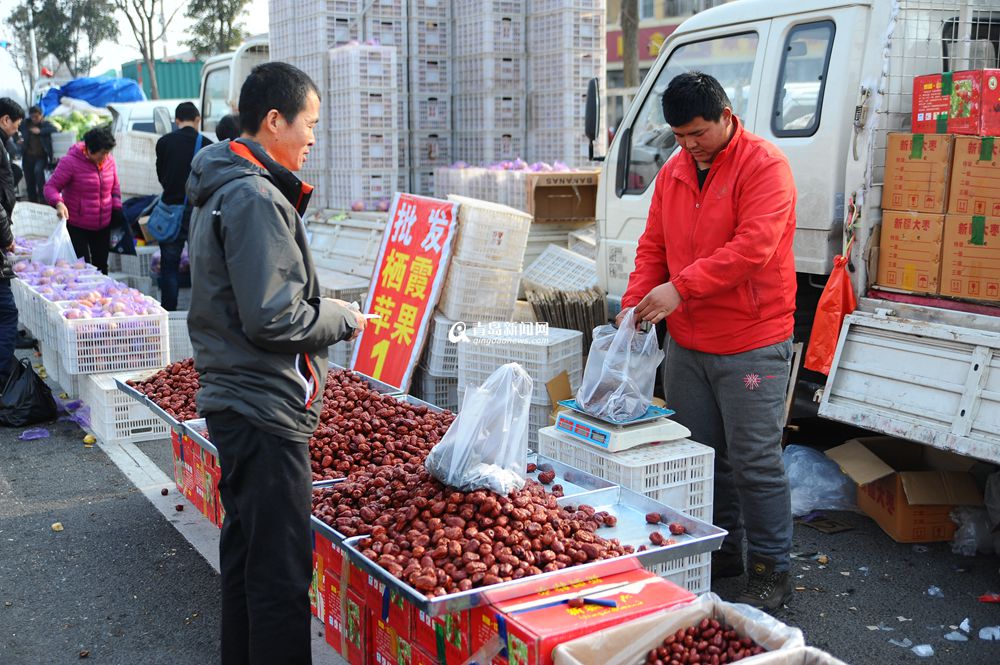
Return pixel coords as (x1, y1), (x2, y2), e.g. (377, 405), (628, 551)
(186, 138), (357, 443)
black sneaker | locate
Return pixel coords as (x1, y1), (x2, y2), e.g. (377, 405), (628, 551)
(15, 330), (36, 349)
(711, 550), (745, 580)
(734, 554), (792, 611)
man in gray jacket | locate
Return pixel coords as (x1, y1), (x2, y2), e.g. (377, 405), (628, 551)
(186, 62), (364, 665)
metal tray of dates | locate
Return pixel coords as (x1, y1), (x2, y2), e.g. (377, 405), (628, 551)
(339, 485), (726, 616)
(394, 393), (448, 414)
(328, 364), (402, 395)
(309, 455), (615, 546)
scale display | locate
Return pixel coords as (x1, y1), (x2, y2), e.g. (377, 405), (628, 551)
(555, 400), (690, 452)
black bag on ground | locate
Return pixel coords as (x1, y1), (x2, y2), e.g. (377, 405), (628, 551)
(0, 358), (57, 427)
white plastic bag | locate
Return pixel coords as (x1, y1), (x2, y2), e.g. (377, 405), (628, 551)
(576, 307), (664, 422)
(783, 444), (857, 516)
(31, 220), (79, 265)
(425, 363), (532, 495)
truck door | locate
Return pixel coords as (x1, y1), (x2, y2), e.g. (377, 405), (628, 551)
(598, 24), (771, 303)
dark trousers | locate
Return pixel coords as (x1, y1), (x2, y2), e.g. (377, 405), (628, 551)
(158, 207), (190, 311)
(67, 224), (111, 274)
(22, 155), (46, 203)
(0, 280), (17, 381)
(205, 409), (313, 665)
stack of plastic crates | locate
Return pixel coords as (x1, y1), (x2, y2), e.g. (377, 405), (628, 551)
(452, 1), (526, 166)
(80, 370), (170, 444)
(408, 1), (451, 194)
(168, 311), (193, 362)
(522, 243), (598, 291)
(538, 426), (715, 594)
(415, 312), (460, 411)
(54, 298), (169, 377)
(526, 0), (607, 167)
(568, 224), (597, 260)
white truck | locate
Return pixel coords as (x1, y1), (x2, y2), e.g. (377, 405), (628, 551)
(590, 0), (1000, 464)
(198, 36), (270, 137)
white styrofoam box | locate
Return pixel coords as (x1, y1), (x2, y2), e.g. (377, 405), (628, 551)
(329, 338), (356, 369)
(523, 243), (598, 291)
(410, 169), (435, 196)
(409, 57), (450, 95)
(512, 300), (536, 322)
(121, 246), (159, 278)
(329, 169), (401, 211)
(447, 194), (532, 270)
(438, 260), (520, 322)
(413, 365), (458, 412)
(421, 311), (458, 374)
(527, 50), (603, 93)
(309, 212), (388, 278)
(538, 426), (715, 521)
(409, 131), (451, 168)
(526, 127), (594, 168)
(168, 310), (192, 363)
(12, 202), (59, 238)
(453, 55), (525, 92)
(454, 14), (525, 56)
(56, 301), (169, 375)
(314, 267), (371, 301)
(328, 44), (397, 91)
(81, 371), (170, 444)
(567, 225), (597, 260)
(408, 18), (449, 58)
(525, 7), (605, 53)
(453, 94), (525, 132)
(365, 15), (407, 50)
(411, 0), (449, 19)
(648, 552), (711, 596)
(452, 132), (527, 165)
(328, 131), (399, 170)
(454, 0), (525, 17)
(410, 95), (451, 131)
(328, 91), (398, 132)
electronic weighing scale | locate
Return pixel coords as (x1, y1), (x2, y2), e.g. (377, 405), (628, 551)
(554, 399), (692, 453)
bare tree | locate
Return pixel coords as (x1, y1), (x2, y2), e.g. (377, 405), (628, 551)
(110, 0), (182, 99)
(621, 0), (640, 89)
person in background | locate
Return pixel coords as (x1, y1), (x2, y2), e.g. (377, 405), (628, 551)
(0, 98), (24, 385)
(19, 105), (56, 203)
(619, 72), (797, 611)
(214, 113), (241, 142)
(154, 102), (212, 311)
(44, 126), (122, 274)
(186, 62), (365, 663)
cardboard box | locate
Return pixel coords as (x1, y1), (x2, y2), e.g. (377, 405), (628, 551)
(525, 171), (599, 223)
(826, 436), (983, 543)
(170, 429), (185, 492)
(876, 211), (944, 294)
(413, 608), (471, 664)
(948, 136), (1000, 215)
(181, 436), (203, 514)
(882, 133), (953, 213)
(940, 214), (1000, 301)
(912, 70), (1000, 136)
(325, 583), (369, 665)
(311, 531), (334, 621)
(366, 571), (414, 641)
(373, 617), (439, 665)
(470, 568), (695, 665)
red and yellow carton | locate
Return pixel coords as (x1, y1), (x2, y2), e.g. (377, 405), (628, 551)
(311, 531), (334, 620)
(882, 133), (953, 213)
(170, 429), (185, 492)
(948, 136), (1000, 216)
(325, 583), (369, 665)
(181, 436), (204, 514)
(373, 616), (439, 665)
(366, 572), (414, 641)
(912, 69), (1000, 136)
(414, 608), (472, 664)
(876, 211), (945, 294)
(470, 568), (695, 665)
(940, 213), (1000, 301)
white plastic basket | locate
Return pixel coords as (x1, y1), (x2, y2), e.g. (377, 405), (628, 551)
(55, 356), (81, 398)
(328, 44), (397, 91)
(452, 132), (527, 165)
(328, 131), (399, 170)
(529, 0), (601, 12)
(81, 371), (170, 444)
(525, 8), (605, 53)
(453, 94), (525, 132)
(121, 246), (159, 278)
(309, 214), (388, 278)
(55, 300), (169, 375)
(421, 311), (458, 374)
(365, 15), (408, 49)
(567, 225), (597, 260)
(410, 95), (451, 131)
(107, 253), (123, 273)
(367, 0), (407, 19)
(524, 220), (594, 268)
(329, 338), (356, 369)
(409, 58), (451, 95)
(527, 50), (603, 94)
(523, 244), (598, 291)
(538, 426), (715, 521)
(410, 169), (436, 196)
(454, 55), (525, 91)
(454, 0), (526, 19)
(315, 268), (370, 302)
(448, 194), (532, 270)
(411, 0), (449, 18)
(648, 552), (712, 596)
(413, 365), (458, 412)
(12, 202), (59, 238)
(438, 260), (520, 322)
(454, 14), (525, 56)
(409, 131), (452, 167)
(527, 127), (595, 168)
(115, 131), (161, 196)
(328, 91), (398, 132)
(168, 310), (192, 363)
(528, 89), (589, 130)
(329, 170), (402, 211)
(408, 18), (449, 58)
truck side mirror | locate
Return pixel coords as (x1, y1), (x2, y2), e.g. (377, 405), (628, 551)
(585, 77), (605, 162)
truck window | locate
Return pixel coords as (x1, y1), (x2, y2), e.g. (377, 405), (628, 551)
(202, 66), (230, 133)
(623, 32), (759, 194)
(772, 21), (835, 137)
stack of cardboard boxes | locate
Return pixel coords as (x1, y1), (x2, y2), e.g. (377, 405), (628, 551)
(878, 69), (1000, 302)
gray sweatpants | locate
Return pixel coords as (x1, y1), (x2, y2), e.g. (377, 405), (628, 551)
(663, 336), (794, 571)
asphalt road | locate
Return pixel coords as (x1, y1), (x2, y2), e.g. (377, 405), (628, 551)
(1, 350), (998, 664)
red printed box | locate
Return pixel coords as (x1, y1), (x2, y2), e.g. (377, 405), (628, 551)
(366, 572), (414, 640)
(470, 568), (695, 665)
(170, 429), (185, 492)
(414, 608), (472, 664)
(181, 437), (204, 515)
(311, 531), (334, 620)
(373, 616), (439, 665)
(325, 584), (369, 665)
(912, 70), (1000, 136)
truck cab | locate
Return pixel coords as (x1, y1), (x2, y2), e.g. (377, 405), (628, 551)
(199, 36), (269, 138)
(596, 0), (1000, 463)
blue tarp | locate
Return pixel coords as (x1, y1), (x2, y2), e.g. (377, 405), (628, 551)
(40, 76), (146, 116)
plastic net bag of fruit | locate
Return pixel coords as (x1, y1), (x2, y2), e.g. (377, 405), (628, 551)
(425, 362), (532, 495)
(576, 307), (664, 422)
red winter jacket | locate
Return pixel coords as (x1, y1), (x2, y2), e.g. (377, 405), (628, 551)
(621, 118), (797, 355)
(44, 142), (122, 231)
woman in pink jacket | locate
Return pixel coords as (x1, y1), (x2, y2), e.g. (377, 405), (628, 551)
(44, 126), (122, 274)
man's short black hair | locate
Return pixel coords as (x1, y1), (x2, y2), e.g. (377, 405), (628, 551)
(175, 101), (200, 122)
(215, 113), (241, 141)
(28, 105), (42, 116)
(0, 98), (26, 123)
(239, 62), (320, 135)
(661, 72), (732, 127)
(83, 125), (116, 153)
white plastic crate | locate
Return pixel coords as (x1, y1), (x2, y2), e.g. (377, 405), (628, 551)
(81, 371), (170, 444)
(300, 167), (330, 210)
(329, 170), (401, 211)
(527, 50), (603, 93)
(328, 44), (397, 91)
(365, 16), (407, 49)
(527, 127), (597, 168)
(453, 94), (525, 132)
(648, 552), (712, 596)
(269, 0), (360, 19)
(399, 134), (410, 171)
(55, 357), (81, 398)
(454, 14), (525, 56)
(12, 202), (59, 238)
(310, 214), (388, 278)
(567, 225), (597, 260)
(438, 260), (520, 322)
(526, 8), (605, 53)
(115, 131), (161, 196)
(409, 58), (450, 95)
(107, 253), (123, 272)
(38, 340), (56, 377)
(410, 95), (451, 131)
(448, 194), (532, 270)
(528, 90), (589, 129)
(328, 91), (398, 131)
(55, 301), (169, 375)
(453, 132), (527, 165)
(421, 311), (458, 374)
(328, 131), (399, 170)
(367, 0), (407, 19)
(538, 426), (715, 521)
(121, 246), (159, 278)
(411, 0), (449, 19)
(523, 243), (598, 291)
(409, 132), (451, 167)
(454, 0), (525, 17)
(168, 310), (192, 363)
(453, 55), (526, 91)
(410, 169), (436, 196)
(528, 401), (549, 450)
(413, 366), (458, 412)
(408, 18), (449, 58)
(329, 338), (356, 369)
(523, 220), (594, 267)
(315, 267), (370, 301)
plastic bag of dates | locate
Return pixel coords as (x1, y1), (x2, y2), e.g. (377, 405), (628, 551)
(552, 593), (805, 665)
(425, 362), (532, 495)
(576, 307), (664, 423)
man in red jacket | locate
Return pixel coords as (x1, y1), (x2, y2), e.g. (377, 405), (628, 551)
(619, 72), (796, 611)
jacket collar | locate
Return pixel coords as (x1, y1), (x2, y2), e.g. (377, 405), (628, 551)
(230, 138), (313, 216)
(673, 115), (745, 190)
